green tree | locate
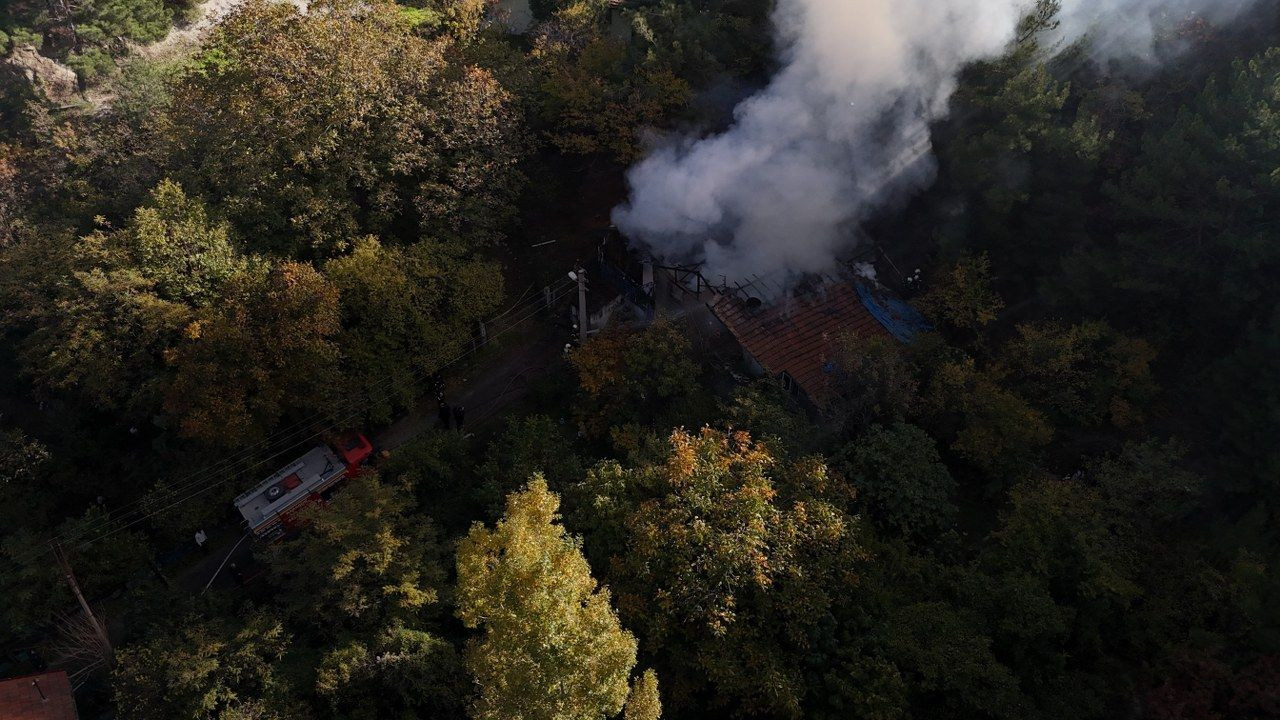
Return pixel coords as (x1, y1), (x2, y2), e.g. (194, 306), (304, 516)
(396, 0), (487, 39)
(14, 181), (238, 420)
(111, 609), (292, 720)
(876, 602), (1024, 719)
(828, 333), (919, 434)
(1200, 305), (1280, 502)
(456, 476), (638, 720)
(0, 428), (52, 529)
(805, 650), (909, 720)
(167, 0), (524, 255)
(970, 473), (1153, 716)
(475, 414), (583, 515)
(18, 251), (189, 418)
(262, 473), (442, 633)
(1, 0), (174, 81)
(622, 0), (774, 89)
(379, 428), (478, 530)
(325, 237), (502, 424)
(935, 2), (1106, 296)
(836, 423), (956, 539)
(1087, 441), (1204, 551)
(609, 428), (864, 717)
(1091, 48), (1280, 348)
(720, 379), (814, 456)
(315, 626), (467, 720)
(1, 507), (152, 643)
(998, 320), (1157, 429)
(561, 459), (646, 570)
(116, 179), (240, 306)
(163, 261), (339, 447)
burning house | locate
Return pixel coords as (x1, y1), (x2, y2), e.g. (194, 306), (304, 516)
(581, 231), (656, 335)
(691, 271), (928, 413)
(585, 228), (929, 414)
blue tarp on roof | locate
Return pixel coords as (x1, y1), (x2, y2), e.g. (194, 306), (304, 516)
(854, 283), (932, 342)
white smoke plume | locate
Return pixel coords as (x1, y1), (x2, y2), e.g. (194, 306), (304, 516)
(611, 0), (1260, 282)
(1056, 0), (1258, 62)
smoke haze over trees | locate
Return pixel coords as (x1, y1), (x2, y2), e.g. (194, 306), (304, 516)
(613, 0), (1269, 281)
(1, 0), (1279, 718)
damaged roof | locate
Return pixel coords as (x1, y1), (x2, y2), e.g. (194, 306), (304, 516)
(710, 279), (922, 404)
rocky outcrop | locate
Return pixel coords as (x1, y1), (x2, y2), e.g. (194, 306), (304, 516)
(1, 45), (79, 104)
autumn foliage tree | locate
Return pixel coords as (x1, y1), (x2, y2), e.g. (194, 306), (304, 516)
(530, 0), (690, 161)
(314, 626), (467, 719)
(915, 345), (1053, 479)
(623, 669), (662, 720)
(11, 180), (239, 421)
(164, 261), (340, 447)
(604, 429), (864, 717)
(325, 237), (503, 423)
(997, 320), (1157, 429)
(457, 476), (638, 720)
(165, 0), (525, 256)
(917, 254), (1005, 337)
(262, 473), (443, 634)
(569, 321), (703, 441)
(111, 609), (291, 720)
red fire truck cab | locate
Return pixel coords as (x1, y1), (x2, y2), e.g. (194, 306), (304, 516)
(233, 433), (373, 541)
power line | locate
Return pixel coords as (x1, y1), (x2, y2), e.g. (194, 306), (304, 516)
(14, 286), (575, 568)
(33, 279), (577, 552)
(201, 532), (251, 595)
(50, 281), (577, 554)
(7, 281), (578, 568)
(69, 284), (576, 552)
(42, 282), (580, 557)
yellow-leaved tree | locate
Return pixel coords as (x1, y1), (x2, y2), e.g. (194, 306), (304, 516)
(623, 669), (661, 720)
(457, 476), (638, 720)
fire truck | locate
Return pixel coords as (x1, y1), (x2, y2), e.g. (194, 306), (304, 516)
(233, 433), (374, 541)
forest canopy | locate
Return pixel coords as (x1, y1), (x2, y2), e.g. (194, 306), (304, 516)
(0, 1), (1278, 719)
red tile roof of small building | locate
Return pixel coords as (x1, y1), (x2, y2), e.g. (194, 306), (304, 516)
(710, 281), (889, 404)
(0, 671), (79, 720)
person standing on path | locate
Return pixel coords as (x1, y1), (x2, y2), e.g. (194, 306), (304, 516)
(452, 404), (466, 431)
(229, 562), (246, 587)
(194, 528), (209, 555)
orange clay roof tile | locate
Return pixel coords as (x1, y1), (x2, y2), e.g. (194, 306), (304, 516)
(711, 282), (889, 405)
(0, 671), (78, 720)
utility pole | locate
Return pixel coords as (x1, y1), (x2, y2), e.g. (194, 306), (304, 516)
(575, 265), (588, 343)
(52, 542), (112, 663)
